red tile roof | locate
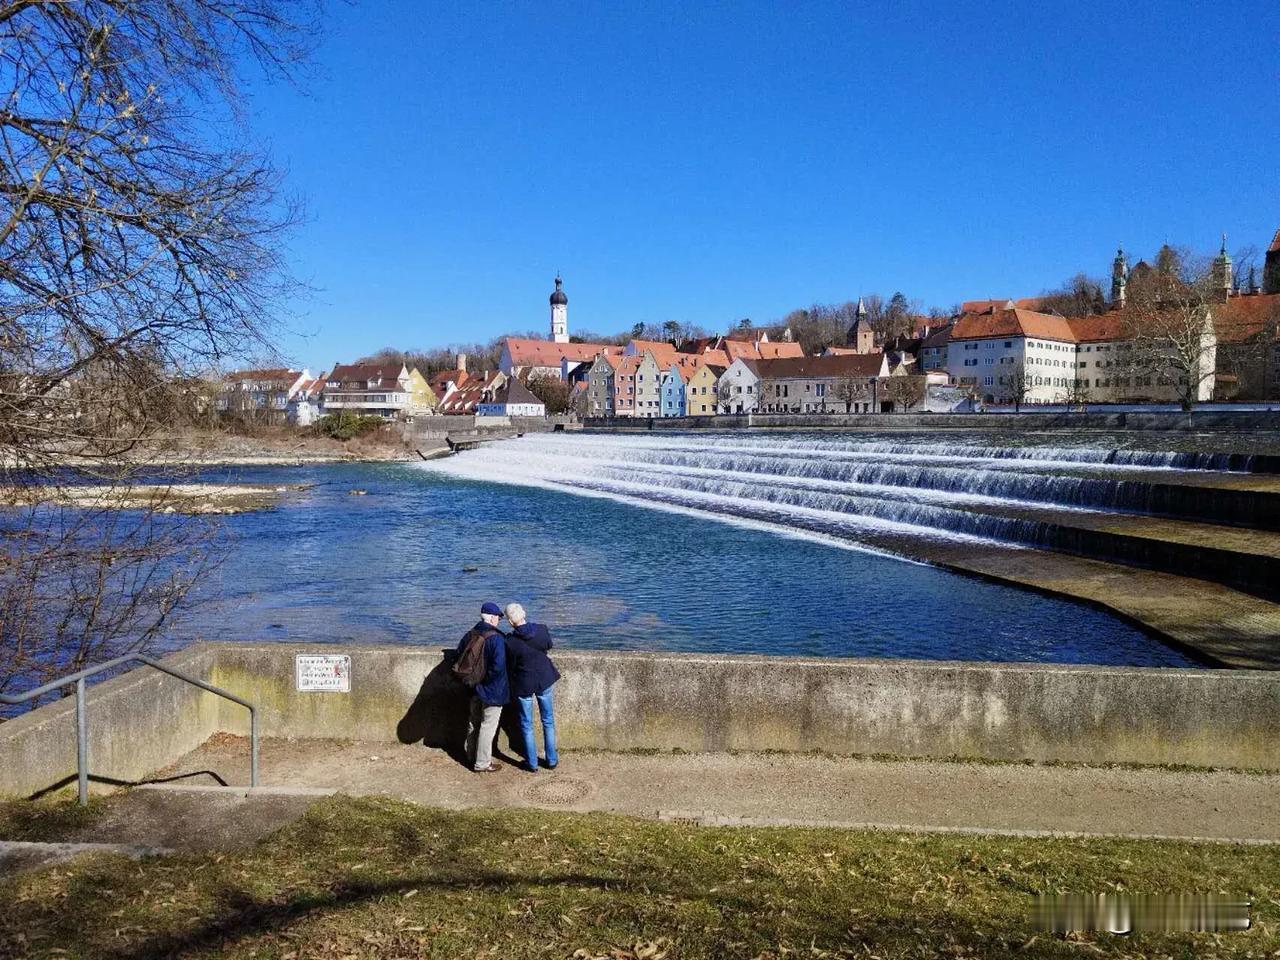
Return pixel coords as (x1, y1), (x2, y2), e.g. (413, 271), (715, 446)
(298, 375), (326, 398)
(1214, 293), (1280, 344)
(951, 308), (1076, 342)
(960, 299), (1015, 314)
(439, 371), (504, 413)
(756, 353), (886, 380)
(700, 349), (730, 370)
(504, 338), (619, 368)
(629, 339), (682, 368)
(427, 368), (469, 399)
(1065, 312), (1133, 343)
(756, 341), (805, 359)
(329, 363), (406, 384)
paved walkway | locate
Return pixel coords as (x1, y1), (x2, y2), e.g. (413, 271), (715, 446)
(159, 737), (1280, 844)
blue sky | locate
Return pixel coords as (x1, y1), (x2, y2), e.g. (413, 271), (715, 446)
(245, 1), (1280, 370)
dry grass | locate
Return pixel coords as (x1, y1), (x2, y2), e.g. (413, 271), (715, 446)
(1, 794), (1276, 958)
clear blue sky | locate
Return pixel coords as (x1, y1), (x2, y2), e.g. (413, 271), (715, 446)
(246, 1), (1280, 371)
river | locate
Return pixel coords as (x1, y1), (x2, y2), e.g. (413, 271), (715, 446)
(171, 431), (1212, 667)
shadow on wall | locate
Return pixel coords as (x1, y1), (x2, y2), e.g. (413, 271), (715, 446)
(395, 652), (524, 765)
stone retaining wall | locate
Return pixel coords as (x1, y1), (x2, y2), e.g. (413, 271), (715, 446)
(0, 646), (223, 799)
(4, 644), (1278, 798)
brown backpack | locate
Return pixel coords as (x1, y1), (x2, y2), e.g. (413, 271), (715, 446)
(452, 627), (492, 687)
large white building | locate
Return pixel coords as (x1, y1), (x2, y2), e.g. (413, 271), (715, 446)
(944, 301), (1221, 406)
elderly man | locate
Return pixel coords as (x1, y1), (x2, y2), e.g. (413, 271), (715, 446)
(455, 601), (509, 773)
(503, 602), (561, 772)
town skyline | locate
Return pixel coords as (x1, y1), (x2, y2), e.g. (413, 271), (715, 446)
(279, 228), (1275, 374)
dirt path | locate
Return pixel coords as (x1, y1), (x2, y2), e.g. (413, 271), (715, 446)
(160, 736), (1280, 843)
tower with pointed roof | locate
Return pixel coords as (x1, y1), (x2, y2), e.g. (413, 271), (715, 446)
(1111, 244), (1128, 308)
(1213, 234), (1233, 301)
(846, 297), (875, 354)
(550, 274), (569, 343)
(1264, 227), (1280, 295)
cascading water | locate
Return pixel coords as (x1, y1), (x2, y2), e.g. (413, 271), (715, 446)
(420, 432), (1275, 554)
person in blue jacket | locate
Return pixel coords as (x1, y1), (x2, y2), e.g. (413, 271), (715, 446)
(503, 602), (561, 772)
(458, 601), (509, 773)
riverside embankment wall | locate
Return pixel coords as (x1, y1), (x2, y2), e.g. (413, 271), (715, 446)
(585, 410), (1280, 433)
(0, 645), (223, 800)
(5, 643), (1280, 797)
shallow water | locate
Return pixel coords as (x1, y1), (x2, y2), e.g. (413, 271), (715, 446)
(172, 447), (1197, 667)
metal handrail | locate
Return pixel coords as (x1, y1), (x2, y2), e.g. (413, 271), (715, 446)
(0, 654), (258, 805)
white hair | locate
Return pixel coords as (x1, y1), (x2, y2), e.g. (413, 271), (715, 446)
(504, 602), (527, 625)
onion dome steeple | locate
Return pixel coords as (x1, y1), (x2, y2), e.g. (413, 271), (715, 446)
(550, 274), (568, 306)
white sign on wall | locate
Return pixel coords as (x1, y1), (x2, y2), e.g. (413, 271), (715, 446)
(295, 654), (351, 692)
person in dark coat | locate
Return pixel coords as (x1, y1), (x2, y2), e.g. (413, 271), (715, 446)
(457, 602), (509, 772)
(503, 602), (561, 772)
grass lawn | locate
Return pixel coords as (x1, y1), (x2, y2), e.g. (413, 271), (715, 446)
(1, 794), (1276, 959)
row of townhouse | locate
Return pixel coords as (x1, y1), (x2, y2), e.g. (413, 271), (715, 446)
(216, 368), (327, 425)
(586, 348), (728, 417)
(218, 360), (446, 425)
(584, 346), (904, 417)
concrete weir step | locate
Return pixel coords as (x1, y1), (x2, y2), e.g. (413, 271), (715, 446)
(939, 498), (1280, 603)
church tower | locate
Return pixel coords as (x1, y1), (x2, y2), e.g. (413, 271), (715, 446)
(1264, 228), (1280, 295)
(846, 297), (875, 354)
(1111, 244), (1127, 309)
(1212, 234), (1233, 302)
(549, 274), (569, 343)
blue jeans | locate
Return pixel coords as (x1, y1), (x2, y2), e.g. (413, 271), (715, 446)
(516, 686), (558, 770)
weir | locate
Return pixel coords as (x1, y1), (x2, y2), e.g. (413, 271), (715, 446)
(4, 643), (1280, 802)
(420, 433), (1280, 625)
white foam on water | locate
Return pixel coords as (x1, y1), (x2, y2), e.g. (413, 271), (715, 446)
(415, 433), (1051, 560)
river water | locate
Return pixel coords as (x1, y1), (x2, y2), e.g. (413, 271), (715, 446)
(172, 431), (1211, 667)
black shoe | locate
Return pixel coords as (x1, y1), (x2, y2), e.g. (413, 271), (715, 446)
(545, 761), (558, 770)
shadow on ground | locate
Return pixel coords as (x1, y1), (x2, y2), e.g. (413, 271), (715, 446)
(395, 651), (525, 768)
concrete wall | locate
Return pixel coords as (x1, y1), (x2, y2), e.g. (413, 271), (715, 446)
(207, 644), (1280, 770)
(5, 644), (1280, 799)
(0, 646), (225, 799)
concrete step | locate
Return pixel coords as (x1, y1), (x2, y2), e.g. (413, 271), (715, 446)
(0, 839), (171, 874)
(65, 784), (331, 853)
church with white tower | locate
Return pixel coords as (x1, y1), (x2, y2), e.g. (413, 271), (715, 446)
(550, 274), (569, 343)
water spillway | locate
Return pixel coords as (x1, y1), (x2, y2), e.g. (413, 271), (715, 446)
(422, 432), (1280, 604)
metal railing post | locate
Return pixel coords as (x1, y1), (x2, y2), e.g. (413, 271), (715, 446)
(2, 653), (260, 798)
(75, 677), (88, 806)
(250, 706), (259, 788)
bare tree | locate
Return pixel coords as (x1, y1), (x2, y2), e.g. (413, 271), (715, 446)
(1120, 256), (1220, 412)
(833, 375), (869, 413)
(958, 377), (985, 412)
(882, 375), (926, 413)
(1061, 375), (1093, 408)
(1035, 274), (1107, 318)
(0, 1), (314, 704)
(526, 373), (570, 415)
(1001, 360), (1031, 412)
